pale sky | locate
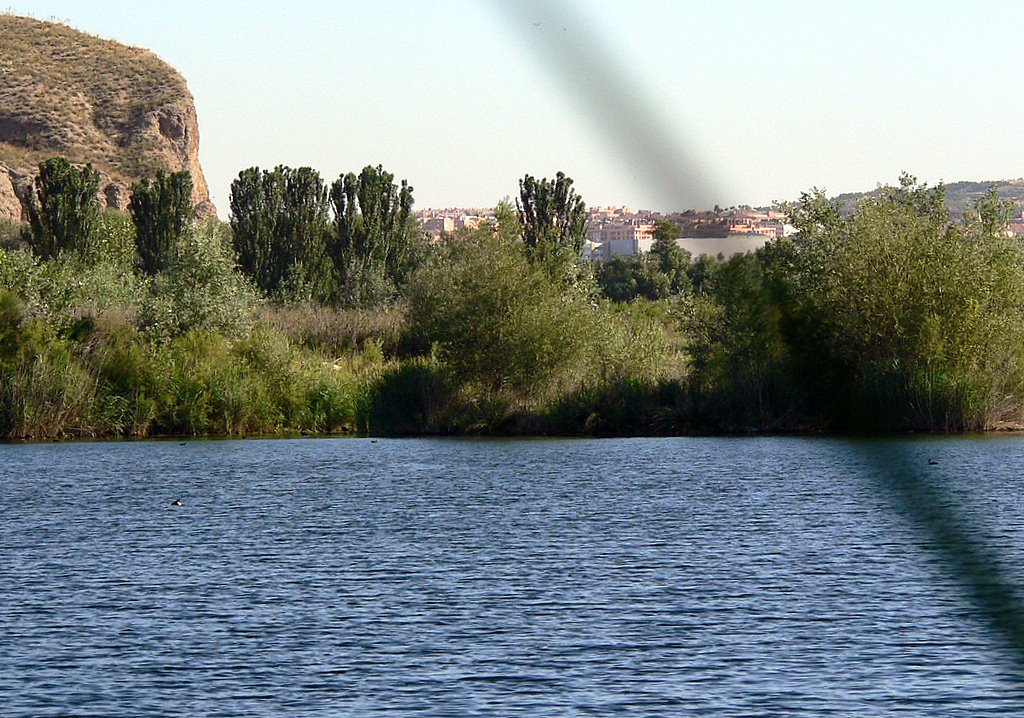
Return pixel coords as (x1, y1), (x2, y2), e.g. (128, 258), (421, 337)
(5, 1), (1024, 215)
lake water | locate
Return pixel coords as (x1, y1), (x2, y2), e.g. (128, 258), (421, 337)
(3, 436), (1024, 716)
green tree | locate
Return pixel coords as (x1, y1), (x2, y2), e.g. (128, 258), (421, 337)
(597, 257), (640, 302)
(129, 170), (194, 275)
(24, 158), (101, 260)
(650, 219), (690, 292)
(688, 250), (797, 429)
(230, 166), (282, 292)
(229, 166), (332, 300)
(329, 165), (416, 306)
(139, 219), (259, 339)
(687, 253), (719, 294)
(778, 174), (1024, 429)
(406, 234), (594, 398)
(597, 256), (671, 302)
(516, 171), (588, 267)
(493, 196), (522, 243)
(278, 166), (333, 301)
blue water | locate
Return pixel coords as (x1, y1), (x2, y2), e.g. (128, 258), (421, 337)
(3, 436), (1024, 716)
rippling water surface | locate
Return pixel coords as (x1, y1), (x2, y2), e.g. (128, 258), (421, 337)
(3, 435), (1024, 716)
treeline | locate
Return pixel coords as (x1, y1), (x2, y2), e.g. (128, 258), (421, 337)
(2, 159), (1023, 439)
(680, 176), (1024, 431)
(0, 159), (675, 438)
(228, 164), (418, 306)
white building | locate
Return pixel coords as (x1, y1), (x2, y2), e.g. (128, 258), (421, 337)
(586, 221), (655, 260)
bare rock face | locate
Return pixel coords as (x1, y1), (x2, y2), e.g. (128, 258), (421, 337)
(0, 168), (22, 221)
(0, 15), (216, 221)
(103, 180), (132, 212)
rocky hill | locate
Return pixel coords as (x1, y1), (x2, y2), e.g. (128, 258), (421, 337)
(0, 14), (215, 221)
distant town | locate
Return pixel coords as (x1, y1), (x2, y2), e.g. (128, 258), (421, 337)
(418, 196), (1024, 261)
(416, 205), (795, 260)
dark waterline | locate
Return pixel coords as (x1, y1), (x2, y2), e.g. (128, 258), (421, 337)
(3, 435), (1024, 716)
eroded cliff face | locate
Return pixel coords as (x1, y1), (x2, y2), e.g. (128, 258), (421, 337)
(0, 14), (215, 221)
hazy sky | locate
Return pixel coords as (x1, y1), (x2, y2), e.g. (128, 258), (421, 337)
(6, 1), (1024, 214)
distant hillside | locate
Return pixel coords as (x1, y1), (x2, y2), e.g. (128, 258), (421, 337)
(0, 14), (214, 220)
(833, 179), (1024, 217)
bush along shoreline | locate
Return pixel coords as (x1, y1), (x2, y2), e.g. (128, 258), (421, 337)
(3, 161), (1024, 440)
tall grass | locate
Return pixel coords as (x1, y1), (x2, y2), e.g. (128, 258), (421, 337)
(0, 338), (95, 439)
(363, 358), (453, 435)
(261, 303), (410, 357)
(0, 311), (378, 439)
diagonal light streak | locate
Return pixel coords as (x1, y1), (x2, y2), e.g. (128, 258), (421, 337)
(488, 0), (721, 211)
(491, 0), (1024, 678)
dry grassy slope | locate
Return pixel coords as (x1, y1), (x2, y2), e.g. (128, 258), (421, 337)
(834, 180), (1024, 218)
(0, 14), (215, 220)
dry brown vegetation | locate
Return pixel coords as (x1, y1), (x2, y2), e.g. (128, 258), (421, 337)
(0, 13), (188, 179)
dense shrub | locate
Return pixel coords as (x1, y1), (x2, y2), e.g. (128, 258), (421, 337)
(783, 179), (1024, 430)
(685, 178), (1024, 432)
(0, 317), (95, 438)
(138, 219), (259, 340)
(404, 233), (675, 436)
(544, 377), (686, 436)
(364, 358), (453, 435)
(406, 234), (598, 398)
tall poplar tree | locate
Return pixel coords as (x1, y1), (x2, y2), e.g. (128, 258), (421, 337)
(129, 170), (194, 275)
(24, 157), (101, 260)
(329, 165), (415, 305)
(516, 171), (588, 265)
(229, 165), (331, 299)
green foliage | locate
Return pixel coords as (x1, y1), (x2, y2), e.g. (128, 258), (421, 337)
(0, 319), (95, 438)
(0, 315), (369, 438)
(0, 247), (42, 308)
(0, 240), (144, 333)
(329, 165), (417, 306)
(0, 290), (25, 368)
(597, 255), (671, 302)
(364, 358), (453, 435)
(595, 222), (691, 303)
(687, 253), (720, 295)
(650, 219), (691, 291)
(87, 320), (166, 436)
(794, 176), (1024, 429)
(544, 378), (686, 436)
(0, 218), (26, 250)
(407, 234), (593, 398)
(229, 166), (333, 300)
(407, 234), (670, 410)
(24, 157), (101, 260)
(684, 175), (1024, 432)
(493, 196), (522, 242)
(597, 257), (642, 302)
(685, 252), (801, 430)
(86, 210), (139, 268)
(11, 159), (1024, 438)
(130, 169), (194, 275)
(590, 300), (674, 384)
(139, 219), (258, 340)
(516, 171), (588, 268)
(225, 328), (363, 433)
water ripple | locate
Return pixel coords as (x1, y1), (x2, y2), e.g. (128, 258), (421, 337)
(2, 436), (1024, 715)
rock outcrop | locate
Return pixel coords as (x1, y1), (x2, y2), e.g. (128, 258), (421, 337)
(0, 14), (215, 221)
